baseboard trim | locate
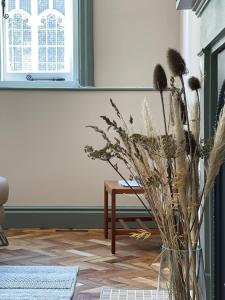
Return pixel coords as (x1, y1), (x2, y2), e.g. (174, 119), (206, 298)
(4, 206), (152, 228)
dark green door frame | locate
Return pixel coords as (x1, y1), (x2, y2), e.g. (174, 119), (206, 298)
(202, 29), (225, 300)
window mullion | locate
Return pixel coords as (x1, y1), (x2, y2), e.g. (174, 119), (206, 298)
(49, 0), (53, 10)
(31, 0), (38, 73)
(15, 0), (19, 9)
(64, 1), (71, 72)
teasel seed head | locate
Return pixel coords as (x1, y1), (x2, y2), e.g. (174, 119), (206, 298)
(184, 130), (197, 156)
(180, 100), (187, 125)
(153, 64), (167, 92)
(188, 76), (201, 91)
(167, 48), (187, 77)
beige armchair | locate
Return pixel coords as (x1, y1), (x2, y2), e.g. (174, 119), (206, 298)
(0, 177), (9, 246)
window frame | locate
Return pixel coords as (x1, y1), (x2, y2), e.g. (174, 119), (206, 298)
(78, 0), (94, 87)
(0, 0), (93, 89)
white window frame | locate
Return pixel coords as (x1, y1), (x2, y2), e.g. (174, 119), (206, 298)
(0, 0), (79, 88)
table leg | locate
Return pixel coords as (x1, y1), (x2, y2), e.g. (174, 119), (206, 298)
(111, 191), (116, 254)
(104, 185), (108, 239)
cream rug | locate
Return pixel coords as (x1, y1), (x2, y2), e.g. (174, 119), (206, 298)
(0, 266), (78, 300)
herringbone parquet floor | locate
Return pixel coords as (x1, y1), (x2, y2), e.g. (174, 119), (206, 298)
(0, 229), (162, 300)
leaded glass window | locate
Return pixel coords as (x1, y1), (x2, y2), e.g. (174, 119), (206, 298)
(3, 0), (73, 79)
(7, 13), (32, 71)
(38, 13), (65, 72)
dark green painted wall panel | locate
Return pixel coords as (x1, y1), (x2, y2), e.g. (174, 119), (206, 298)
(78, 0), (94, 87)
(199, 1), (225, 298)
(201, 0), (225, 49)
(4, 206), (155, 229)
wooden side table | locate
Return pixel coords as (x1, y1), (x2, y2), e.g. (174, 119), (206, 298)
(104, 180), (159, 254)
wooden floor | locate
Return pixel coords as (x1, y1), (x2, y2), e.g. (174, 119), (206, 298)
(0, 229), (162, 300)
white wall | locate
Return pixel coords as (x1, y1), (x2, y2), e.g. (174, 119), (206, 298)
(1, 90), (170, 207)
(180, 10), (201, 104)
(180, 10), (204, 104)
(180, 10), (201, 76)
(2, 1), (180, 207)
(94, 0), (180, 86)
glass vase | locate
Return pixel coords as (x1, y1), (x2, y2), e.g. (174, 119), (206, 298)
(156, 246), (206, 300)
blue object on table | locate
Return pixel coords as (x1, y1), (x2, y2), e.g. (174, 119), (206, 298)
(118, 179), (141, 187)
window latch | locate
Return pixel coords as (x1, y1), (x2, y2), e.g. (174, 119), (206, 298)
(1, 0), (9, 19)
(26, 74), (65, 81)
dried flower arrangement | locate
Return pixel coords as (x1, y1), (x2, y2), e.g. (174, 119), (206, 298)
(85, 49), (225, 300)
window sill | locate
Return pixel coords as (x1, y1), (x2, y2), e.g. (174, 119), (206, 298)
(0, 82), (156, 91)
(0, 81), (79, 90)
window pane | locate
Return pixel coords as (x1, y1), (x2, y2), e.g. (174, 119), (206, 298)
(14, 63), (22, 71)
(20, 0), (31, 14)
(39, 17), (47, 29)
(8, 0), (16, 11)
(9, 47), (13, 61)
(57, 47), (64, 62)
(13, 47), (22, 62)
(38, 0), (49, 15)
(23, 63), (32, 71)
(8, 18), (13, 30)
(47, 30), (56, 45)
(23, 47), (31, 62)
(38, 30), (46, 45)
(23, 17), (30, 29)
(57, 63), (64, 70)
(47, 63), (56, 71)
(47, 14), (56, 29)
(38, 63), (46, 71)
(39, 47), (46, 62)
(8, 31), (13, 45)
(53, 0), (65, 15)
(47, 47), (56, 63)
(57, 17), (63, 30)
(23, 30), (32, 45)
(57, 30), (64, 45)
(13, 30), (22, 45)
(14, 14), (23, 29)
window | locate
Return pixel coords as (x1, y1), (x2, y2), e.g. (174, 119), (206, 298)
(0, 0), (79, 87)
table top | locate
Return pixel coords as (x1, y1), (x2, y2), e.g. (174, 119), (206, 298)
(104, 180), (144, 194)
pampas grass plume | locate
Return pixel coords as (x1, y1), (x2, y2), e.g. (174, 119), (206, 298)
(190, 98), (200, 141)
(153, 64), (167, 92)
(205, 106), (225, 196)
(167, 49), (187, 77)
(188, 77), (201, 91)
(217, 80), (225, 122)
(142, 98), (156, 137)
